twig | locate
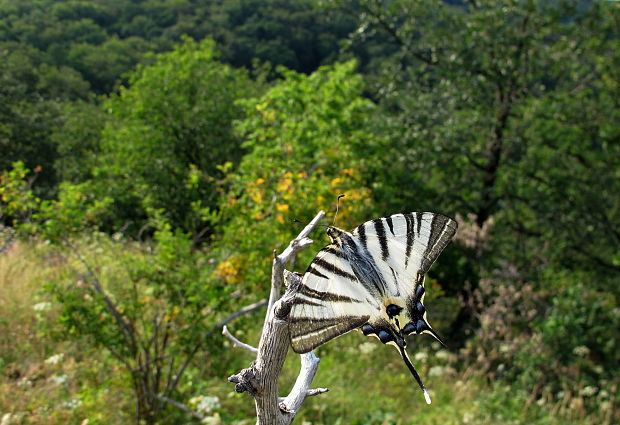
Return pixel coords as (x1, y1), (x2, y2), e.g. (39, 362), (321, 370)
(222, 325), (258, 354)
(279, 352), (323, 414)
(279, 387), (329, 404)
(216, 299), (268, 329)
(148, 392), (205, 421)
(66, 240), (137, 352)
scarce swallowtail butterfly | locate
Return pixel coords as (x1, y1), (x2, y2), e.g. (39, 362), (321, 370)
(288, 212), (457, 404)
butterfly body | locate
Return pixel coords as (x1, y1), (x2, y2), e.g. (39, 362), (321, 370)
(288, 212), (457, 403)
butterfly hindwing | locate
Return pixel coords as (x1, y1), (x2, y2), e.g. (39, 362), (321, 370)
(289, 244), (380, 354)
(352, 212), (456, 342)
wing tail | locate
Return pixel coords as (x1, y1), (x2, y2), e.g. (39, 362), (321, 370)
(398, 344), (432, 405)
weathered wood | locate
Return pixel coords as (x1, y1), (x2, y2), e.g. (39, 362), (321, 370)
(228, 211), (327, 425)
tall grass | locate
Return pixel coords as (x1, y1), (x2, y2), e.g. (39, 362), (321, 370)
(0, 238), (614, 424)
(0, 241), (132, 425)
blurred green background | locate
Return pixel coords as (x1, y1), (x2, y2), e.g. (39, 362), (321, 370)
(0, 0), (618, 424)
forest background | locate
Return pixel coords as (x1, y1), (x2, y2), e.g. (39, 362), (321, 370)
(0, 0), (618, 424)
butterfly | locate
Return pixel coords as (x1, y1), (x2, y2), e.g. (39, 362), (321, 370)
(288, 212), (457, 404)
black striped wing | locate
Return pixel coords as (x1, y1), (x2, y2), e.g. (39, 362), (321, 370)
(288, 212), (457, 354)
(351, 212), (457, 343)
(351, 212), (457, 301)
(289, 245), (381, 354)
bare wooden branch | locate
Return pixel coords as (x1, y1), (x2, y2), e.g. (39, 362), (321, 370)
(222, 325), (258, 354)
(228, 210), (329, 425)
(279, 352), (322, 414)
(279, 387), (329, 404)
(148, 392), (205, 421)
(216, 299), (268, 329)
(66, 241), (137, 352)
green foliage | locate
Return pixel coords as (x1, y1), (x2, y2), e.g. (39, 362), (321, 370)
(96, 38), (256, 238)
(201, 0), (357, 73)
(326, 0), (618, 302)
(1, 1), (619, 423)
(45, 225), (228, 424)
(1, 0), (357, 194)
(0, 44), (68, 195)
(0, 162), (42, 226)
(462, 269), (619, 422)
(0, 0), (355, 95)
(214, 61), (378, 293)
(0, 162), (113, 240)
(52, 100), (105, 184)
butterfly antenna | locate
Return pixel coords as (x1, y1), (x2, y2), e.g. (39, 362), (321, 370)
(333, 194), (345, 226)
(398, 345), (432, 405)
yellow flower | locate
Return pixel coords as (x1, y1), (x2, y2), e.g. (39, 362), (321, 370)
(248, 188), (263, 204)
(215, 257), (241, 284)
(275, 203), (289, 213)
(330, 177), (343, 187)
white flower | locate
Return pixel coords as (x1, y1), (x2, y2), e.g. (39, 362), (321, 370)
(1, 413), (12, 425)
(51, 374), (68, 385)
(462, 412), (474, 423)
(61, 398), (82, 410)
(499, 344), (511, 353)
(435, 350), (451, 361)
(201, 413), (222, 425)
(196, 396), (221, 415)
(428, 366), (445, 377)
(33, 302), (52, 312)
(44, 353), (64, 366)
(413, 351), (428, 362)
(572, 346), (590, 357)
(580, 386), (598, 397)
(358, 342), (376, 355)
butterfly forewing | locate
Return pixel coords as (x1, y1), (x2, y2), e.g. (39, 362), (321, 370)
(353, 212), (457, 276)
(289, 244), (379, 354)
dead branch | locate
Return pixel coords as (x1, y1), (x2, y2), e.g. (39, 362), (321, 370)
(222, 325), (258, 354)
(148, 392), (205, 421)
(228, 210), (328, 425)
(216, 299), (268, 329)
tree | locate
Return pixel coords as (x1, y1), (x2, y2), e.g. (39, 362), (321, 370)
(47, 224), (229, 425)
(325, 0), (619, 414)
(198, 0), (358, 74)
(213, 61), (382, 301)
(326, 0), (619, 293)
(95, 38), (257, 240)
(0, 41), (89, 195)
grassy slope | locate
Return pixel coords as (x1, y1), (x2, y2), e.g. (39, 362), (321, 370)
(0, 240), (609, 424)
(0, 242), (132, 425)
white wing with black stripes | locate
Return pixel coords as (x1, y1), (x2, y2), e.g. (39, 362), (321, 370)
(287, 211), (457, 404)
(288, 243), (382, 354)
(352, 212), (457, 323)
